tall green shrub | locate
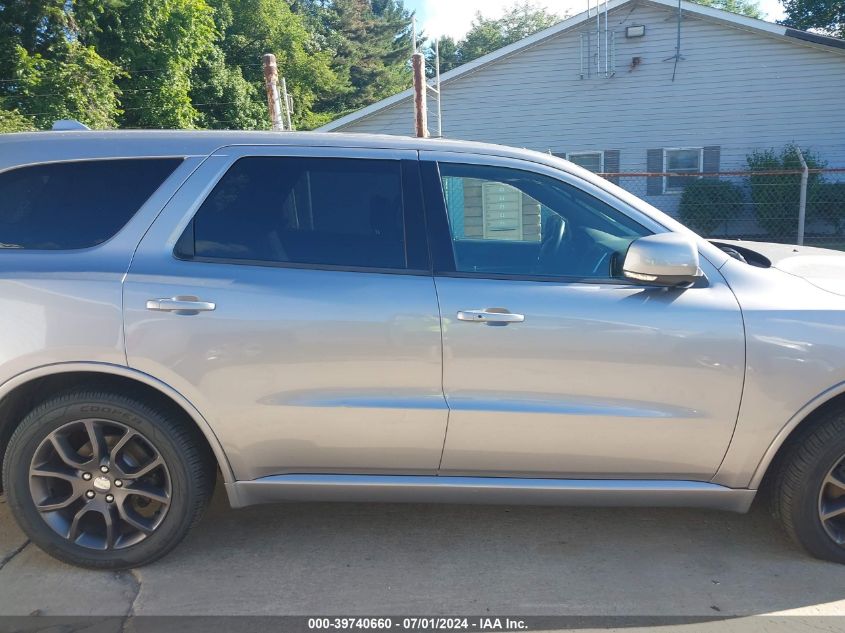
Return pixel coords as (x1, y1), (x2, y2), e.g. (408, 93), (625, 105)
(746, 144), (825, 241)
(678, 178), (745, 236)
(809, 183), (845, 234)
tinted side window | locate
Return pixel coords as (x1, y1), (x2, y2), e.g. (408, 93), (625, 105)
(438, 163), (650, 279)
(180, 157), (408, 270)
(0, 159), (182, 250)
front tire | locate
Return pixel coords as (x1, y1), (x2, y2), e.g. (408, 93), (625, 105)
(771, 408), (845, 564)
(2, 390), (215, 569)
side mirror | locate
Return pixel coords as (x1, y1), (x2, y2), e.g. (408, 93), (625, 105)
(622, 233), (704, 287)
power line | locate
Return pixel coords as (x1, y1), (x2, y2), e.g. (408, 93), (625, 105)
(0, 87), (161, 100)
(14, 100), (247, 118)
(0, 62), (265, 84)
(0, 78), (268, 101)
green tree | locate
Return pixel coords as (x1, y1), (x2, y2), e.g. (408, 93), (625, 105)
(422, 1), (562, 75)
(188, 46), (266, 130)
(296, 0), (415, 115)
(0, 1), (122, 129)
(203, 0), (338, 129)
(692, 0), (763, 18)
(781, 0), (844, 38)
(74, 0), (217, 128)
(426, 36), (461, 76)
(459, 2), (561, 64)
(0, 0), (420, 130)
(0, 1), (70, 62)
(14, 43), (123, 129)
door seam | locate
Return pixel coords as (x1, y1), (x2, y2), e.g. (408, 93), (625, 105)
(432, 275), (452, 472)
(121, 154), (216, 367)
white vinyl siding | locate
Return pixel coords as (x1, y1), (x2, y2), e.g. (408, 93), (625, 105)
(481, 182), (524, 240)
(331, 1), (845, 213)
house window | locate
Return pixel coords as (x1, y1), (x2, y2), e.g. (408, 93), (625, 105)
(663, 148), (703, 193)
(567, 152), (604, 173)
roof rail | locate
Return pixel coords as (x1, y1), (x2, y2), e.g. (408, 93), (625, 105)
(51, 119), (91, 131)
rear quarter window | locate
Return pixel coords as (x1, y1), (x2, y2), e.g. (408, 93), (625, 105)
(0, 158), (183, 250)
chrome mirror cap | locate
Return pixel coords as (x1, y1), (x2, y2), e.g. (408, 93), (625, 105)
(623, 233), (704, 287)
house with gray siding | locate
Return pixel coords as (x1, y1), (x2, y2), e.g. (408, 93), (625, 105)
(320, 0), (845, 225)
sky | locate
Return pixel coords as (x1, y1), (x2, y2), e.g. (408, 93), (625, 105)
(405, 0), (787, 40)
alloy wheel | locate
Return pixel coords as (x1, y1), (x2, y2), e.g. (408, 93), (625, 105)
(28, 419), (171, 550)
(819, 454), (845, 546)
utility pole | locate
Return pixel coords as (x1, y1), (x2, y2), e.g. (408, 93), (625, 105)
(412, 52), (428, 138)
(433, 38), (442, 137)
(263, 53), (284, 131)
(410, 16), (428, 138)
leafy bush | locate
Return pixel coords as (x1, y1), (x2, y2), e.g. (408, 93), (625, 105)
(678, 178), (745, 236)
(0, 109), (35, 133)
(809, 183), (845, 234)
(746, 144), (826, 240)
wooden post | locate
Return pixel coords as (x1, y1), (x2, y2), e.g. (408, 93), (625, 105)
(434, 38), (442, 138)
(412, 52), (428, 138)
(263, 54), (284, 131)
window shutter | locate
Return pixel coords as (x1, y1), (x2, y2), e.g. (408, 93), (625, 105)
(703, 146), (721, 175)
(647, 149), (663, 195)
(603, 150), (620, 184)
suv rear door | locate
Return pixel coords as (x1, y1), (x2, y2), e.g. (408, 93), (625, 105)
(123, 146), (447, 481)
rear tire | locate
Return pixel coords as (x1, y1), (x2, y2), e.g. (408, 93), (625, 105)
(2, 390), (215, 569)
(770, 408), (845, 564)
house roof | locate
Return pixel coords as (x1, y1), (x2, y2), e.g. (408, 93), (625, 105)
(319, 0), (845, 132)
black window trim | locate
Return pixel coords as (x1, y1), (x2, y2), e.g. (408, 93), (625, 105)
(418, 159), (653, 287)
(0, 156), (185, 253)
(174, 157), (432, 276)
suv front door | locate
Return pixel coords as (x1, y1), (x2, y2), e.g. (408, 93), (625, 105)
(123, 146), (447, 481)
(421, 152), (745, 480)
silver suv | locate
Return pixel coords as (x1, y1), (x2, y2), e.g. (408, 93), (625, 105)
(2, 129), (845, 569)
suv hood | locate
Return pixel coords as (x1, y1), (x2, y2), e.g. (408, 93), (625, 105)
(714, 240), (845, 296)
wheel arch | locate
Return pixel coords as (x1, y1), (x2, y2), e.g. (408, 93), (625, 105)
(750, 381), (845, 489)
(0, 362), (234, 492)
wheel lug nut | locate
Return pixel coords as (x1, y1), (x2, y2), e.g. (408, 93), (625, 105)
(85, 490), (95, 499)
(105, 494), (114, 503)
(82, 472), (92, 481)
(114, 480), (123, 487)
(100, 465), (109, 474)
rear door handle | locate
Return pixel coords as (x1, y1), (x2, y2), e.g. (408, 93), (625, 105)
(456, 309), (525, 324)
(146, 297), (216, 313)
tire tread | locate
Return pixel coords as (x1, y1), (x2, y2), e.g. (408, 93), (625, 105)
(770, 406), (845, 562)
(2, 389), (216, 569)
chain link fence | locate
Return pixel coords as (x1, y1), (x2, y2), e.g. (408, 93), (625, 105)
(598, 168), (845, 250)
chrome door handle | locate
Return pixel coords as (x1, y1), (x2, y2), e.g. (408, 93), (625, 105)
(456, 309), (525, 324)
(146, 297), (216, 313)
